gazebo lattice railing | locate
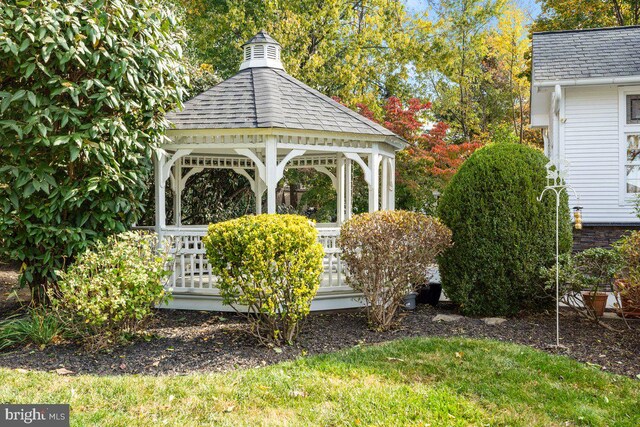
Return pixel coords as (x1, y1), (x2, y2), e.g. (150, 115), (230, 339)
(162, 224), (344, 292)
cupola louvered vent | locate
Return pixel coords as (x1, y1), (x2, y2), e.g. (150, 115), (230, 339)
(267, 45), (277, 60)
(253, 45), (265, 59)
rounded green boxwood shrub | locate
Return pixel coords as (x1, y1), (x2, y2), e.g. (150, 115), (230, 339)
(437, 143), (572, 316)
(203, 214), (324, 344)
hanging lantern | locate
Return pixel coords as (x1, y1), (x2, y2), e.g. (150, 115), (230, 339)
(573, 206), (583, 230)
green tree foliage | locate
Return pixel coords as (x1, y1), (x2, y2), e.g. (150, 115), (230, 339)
(420, 0), (506, 142)
(489, 4), (531, 143)
(533, 0), (640, 32)
(0, 0), (188, 300)
(174, 0), (422, 107)
(437, 144), (573, 316)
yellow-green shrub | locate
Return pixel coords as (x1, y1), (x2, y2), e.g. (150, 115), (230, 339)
(203, 214), (324, 344)
(339, 211), (452, 330)
(53, 231), (171, 350)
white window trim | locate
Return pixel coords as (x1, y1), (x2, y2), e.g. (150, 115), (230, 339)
(618, 85), (640, 205)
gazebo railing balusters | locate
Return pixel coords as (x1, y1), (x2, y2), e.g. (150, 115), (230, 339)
(161, 225), (345, 294)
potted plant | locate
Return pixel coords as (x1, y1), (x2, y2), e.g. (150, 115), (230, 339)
(613, 231), (640, 318)
(574, 248), (621, 317)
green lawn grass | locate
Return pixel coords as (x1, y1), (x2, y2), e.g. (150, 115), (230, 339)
(1, 337), (637, 426)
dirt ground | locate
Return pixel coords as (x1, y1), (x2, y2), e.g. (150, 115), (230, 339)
(0, 297), (637, 378)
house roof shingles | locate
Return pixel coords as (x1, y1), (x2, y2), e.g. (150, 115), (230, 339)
(532, 26), (640, 82)
(166, 67), (397, 138)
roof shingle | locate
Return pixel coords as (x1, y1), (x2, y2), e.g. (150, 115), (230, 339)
(532, 26), (640, 82)
(166, 67), (397, 138)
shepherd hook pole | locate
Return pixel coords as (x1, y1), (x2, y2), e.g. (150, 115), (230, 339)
(538, 160), (579, 349)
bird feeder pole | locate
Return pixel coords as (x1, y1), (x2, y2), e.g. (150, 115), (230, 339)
(538, 161), (580, 348)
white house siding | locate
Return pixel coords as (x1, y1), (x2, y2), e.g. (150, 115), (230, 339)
(561, 85), (638, 224)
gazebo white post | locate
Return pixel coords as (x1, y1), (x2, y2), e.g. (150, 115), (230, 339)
(368, 145), (381, 212)
(254, 169), (263, 214)
(345, 159), (352, 219)
(154, 152), (166, 242)
(337, 154), (346, 223)
(381, 156), (389, 210)
(388, 157), (396, 211)
(265, 137), (278, 214)
(173, 160), (182, 226)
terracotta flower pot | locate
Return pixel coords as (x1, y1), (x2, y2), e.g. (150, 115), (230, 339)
(614, 279), (640, 319)
(581, 291), (608, 317)
(619, 295), (640, 319)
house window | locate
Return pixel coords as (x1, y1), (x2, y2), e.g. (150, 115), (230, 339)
(628, 95), (640, 124)
(626, 134), (640, 193)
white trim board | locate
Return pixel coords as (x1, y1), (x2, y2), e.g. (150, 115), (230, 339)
(618, 85), (640, 206)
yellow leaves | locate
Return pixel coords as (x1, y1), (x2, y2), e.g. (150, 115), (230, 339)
(199, 63), (214, 73)
(203, 214), (323, 344)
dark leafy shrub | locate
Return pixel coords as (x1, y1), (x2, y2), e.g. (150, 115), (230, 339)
(0, 309), (66, 350)
(0, 0), (188, 302)
(574, 248), (622, 290)
(437, 143), (572, 316)
(339, 211), (452, 330)
(203, 214), (324, 344)
(53, 231), (171, 350)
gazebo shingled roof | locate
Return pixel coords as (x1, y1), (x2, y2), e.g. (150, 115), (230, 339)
(166, 64), (402, 146)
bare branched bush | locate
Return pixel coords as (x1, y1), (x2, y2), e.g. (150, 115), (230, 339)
(339, 211), (452, 330)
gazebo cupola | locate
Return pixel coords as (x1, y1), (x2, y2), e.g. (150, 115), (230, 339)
(156, 31), (406, 311)
(240, 30), (283, 71)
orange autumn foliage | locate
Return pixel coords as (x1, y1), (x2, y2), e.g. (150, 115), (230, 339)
(357, 97), (482, 184)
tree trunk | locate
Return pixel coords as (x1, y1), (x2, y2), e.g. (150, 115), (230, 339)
(289, 182), (299, 208)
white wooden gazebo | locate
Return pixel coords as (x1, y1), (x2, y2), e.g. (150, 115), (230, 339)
(156, 31), (405, 311)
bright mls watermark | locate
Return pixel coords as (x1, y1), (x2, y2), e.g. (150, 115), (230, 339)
(0, 405), (69, 426)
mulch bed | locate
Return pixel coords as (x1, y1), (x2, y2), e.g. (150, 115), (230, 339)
(0, 303), (638, 378)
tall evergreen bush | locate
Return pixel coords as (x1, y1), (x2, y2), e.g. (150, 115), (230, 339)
(437, 143), (572, 316)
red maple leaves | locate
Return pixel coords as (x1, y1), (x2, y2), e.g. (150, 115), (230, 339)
(357, 97), (482, 183)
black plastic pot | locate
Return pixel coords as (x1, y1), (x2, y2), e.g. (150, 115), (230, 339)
(416, 283), (442, 306)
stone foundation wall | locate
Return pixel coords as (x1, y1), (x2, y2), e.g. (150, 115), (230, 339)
(572, 224), (640, 252)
